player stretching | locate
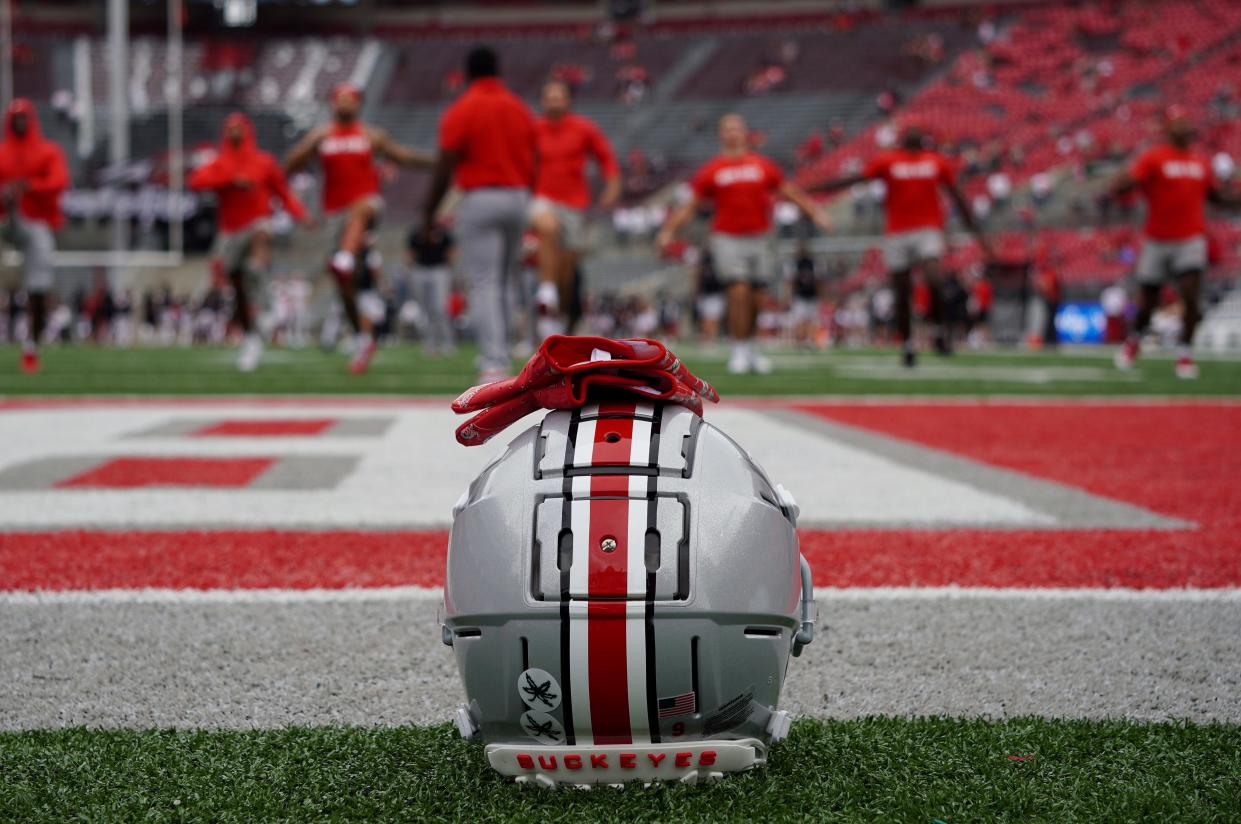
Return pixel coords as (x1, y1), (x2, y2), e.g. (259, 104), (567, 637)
(0, 99), (68, 374)
(658, 113), (829, 374)
(530, 79), (620, 337)
(190, 113), (311, 372)
(1111, 108), (1239, 379)
(285, 83), (433, 373)
(811, 125), (989, 367)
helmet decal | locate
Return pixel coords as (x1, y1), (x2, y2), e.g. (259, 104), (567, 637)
(517, 668), (561, 711)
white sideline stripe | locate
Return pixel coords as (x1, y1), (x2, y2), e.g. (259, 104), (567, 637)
(3, 586), (1241, 605)
(815, 586), (1241, 602)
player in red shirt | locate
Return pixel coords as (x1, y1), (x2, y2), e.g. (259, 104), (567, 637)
(0, 99), (69, 374)
(657, 113), (829, 374)
(190, 113), (311, 372)
(530, 79), (620, 338)
(1110, 108), (1240, 378)
(421, 46), (537, 383)
(285, 83), (433, 374)
(812, 125), (988, 367)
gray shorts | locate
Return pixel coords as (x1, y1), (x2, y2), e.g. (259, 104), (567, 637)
(323, 193), (385, 251)
(1136, 235), (1207, 284)
(530, 196), (588, 251)
(709, 231), (775, 283)
(4, 217), (56, 292)
(212, 218), (270, 275)
(884, 228), (946, 272)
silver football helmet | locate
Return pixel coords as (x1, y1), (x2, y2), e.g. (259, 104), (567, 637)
(442, 400), (815, 787)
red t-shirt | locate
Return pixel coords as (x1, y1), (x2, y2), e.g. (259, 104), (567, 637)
(864, 149), (955, 233)
(1130, 144), (1214, 241)
(317, 122), (381, 213)
(190, 150), (307, 233)
(534, 113), (619, 210)
(439, 78), (536, 191)
(690, 152), (784, 236)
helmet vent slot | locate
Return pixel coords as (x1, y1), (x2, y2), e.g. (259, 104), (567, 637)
(557, 528), (573, 571)
(644, 528), (661, 573)
(743, 627), (783, 638)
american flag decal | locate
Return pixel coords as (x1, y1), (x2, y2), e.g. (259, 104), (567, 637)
(657, 691), (697, 718)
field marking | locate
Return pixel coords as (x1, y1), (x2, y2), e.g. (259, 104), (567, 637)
(767, 408), (1190, 530)
(5, 586), (1240, 605)
(0, 405), (1064, 529)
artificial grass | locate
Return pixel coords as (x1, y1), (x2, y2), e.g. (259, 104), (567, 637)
(2, 718), (1239, 823)
(1, 343), (1239, 397)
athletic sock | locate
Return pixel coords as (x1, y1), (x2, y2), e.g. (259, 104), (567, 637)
(332, 250), (356, 274)
(1176, 344), (1192, 360)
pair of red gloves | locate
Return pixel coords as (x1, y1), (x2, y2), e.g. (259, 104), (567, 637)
(452, 336), (719, 445)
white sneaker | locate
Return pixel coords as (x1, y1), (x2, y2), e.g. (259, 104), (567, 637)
(727, 345), (751, 375)
(1113, 338), (1139, 370)
(535, 280), (560, 315)
(237, 333), (263, 372)
(1175, 356), (1199, 380)
(752, 352), (773, 375)
(349, 333), (377, 375)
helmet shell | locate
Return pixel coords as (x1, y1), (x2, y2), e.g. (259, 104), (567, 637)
(444, 401), (803, 782)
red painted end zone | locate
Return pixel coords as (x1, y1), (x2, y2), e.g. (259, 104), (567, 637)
(55, 457), (277, 489)
(0, 530), (449, 591)
(193, 419), (337, 437)
(1, 526), (1238, 591)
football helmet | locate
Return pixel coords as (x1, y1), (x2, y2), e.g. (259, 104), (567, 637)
(442, 399), (815, 787)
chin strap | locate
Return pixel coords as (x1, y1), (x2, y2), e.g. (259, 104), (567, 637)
(452, 335), (719, 446)
(792, 554), (816, 658)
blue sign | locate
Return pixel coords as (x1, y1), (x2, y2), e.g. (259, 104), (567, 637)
(1055, 302), (1106, 344)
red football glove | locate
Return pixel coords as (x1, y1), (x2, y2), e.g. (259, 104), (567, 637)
(452, 336), (718, 446)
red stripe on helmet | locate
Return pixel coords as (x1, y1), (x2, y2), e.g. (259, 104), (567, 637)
(585, 405), (637, 744)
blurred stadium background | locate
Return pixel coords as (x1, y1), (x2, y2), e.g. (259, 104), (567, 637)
(0, 0), (1240, 358)
(3, 2), (1241, 821)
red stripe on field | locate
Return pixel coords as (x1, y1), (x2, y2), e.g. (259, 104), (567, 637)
(193, 419), (337, 437)
(55, 457), (276, 489)
(0, 530), (449, 591)
(789, 403), (1241, 589)
(791, 403), (1241, 526)
(586, 407), (634, 745)
(1, 527), (1239, 591)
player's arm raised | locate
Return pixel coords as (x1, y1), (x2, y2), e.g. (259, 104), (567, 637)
(369, 126), (436, 170)
(804, 172), (867, 195)
(283, 125), (328, 174)
(780, 180), (832, 233)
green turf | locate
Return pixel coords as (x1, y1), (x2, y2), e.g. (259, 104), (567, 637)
(1, 718), (1238, 823)
(2, 343), (1240, 396)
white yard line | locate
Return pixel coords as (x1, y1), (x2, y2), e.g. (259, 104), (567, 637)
(4, 586), (1239, 606)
